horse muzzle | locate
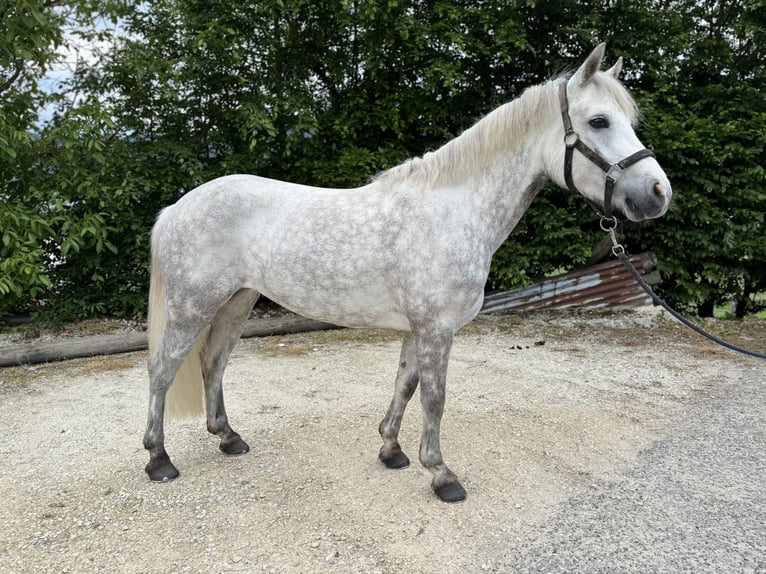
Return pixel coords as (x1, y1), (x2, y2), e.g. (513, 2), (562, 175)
(621, 176), (672, 222)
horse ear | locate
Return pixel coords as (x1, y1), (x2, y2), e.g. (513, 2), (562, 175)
(571, 43), (606, 86)
(606, 56), (623, 79)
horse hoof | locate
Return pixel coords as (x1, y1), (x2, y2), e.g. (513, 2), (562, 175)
(379, 450), (410, 469)
(434, 481), (467, 503)
(220, 436), (250, 456)
(145, 455), (180, 483)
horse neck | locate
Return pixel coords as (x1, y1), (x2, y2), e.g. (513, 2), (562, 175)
(461, 143), (550, 255)
(453, 83), (558, 252)
(373, 79), (560, 251)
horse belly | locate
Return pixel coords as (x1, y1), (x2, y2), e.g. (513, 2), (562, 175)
(257, 274), (411, 331)
(252, 242), (485, 332)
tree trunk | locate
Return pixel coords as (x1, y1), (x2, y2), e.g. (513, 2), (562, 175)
(697, 298), (715, 318)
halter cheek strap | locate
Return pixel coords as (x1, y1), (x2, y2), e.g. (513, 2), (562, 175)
(558, 80), (655, 219)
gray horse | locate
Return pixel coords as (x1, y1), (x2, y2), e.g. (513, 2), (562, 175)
(143, 44), (671, 503)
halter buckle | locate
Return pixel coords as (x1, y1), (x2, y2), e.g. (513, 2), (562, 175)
(605, 163), (624, 184)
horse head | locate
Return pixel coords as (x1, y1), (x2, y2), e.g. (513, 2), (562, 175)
(548, 44), (672, 222)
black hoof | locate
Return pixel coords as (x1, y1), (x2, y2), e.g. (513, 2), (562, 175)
(379, 450), (411, 470)
(145, 454), (180, 483)
(434, 481), (467, 503)
(220, 435), (250, 456)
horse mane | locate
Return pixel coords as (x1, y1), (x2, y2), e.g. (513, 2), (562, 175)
(373, 80), (559, 189)
(373, 72), (638, 189)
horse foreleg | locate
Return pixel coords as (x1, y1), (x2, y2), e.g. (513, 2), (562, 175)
(415, 325), (467, 503)
(378, 334), (419, 469)
(203, 289), (260, 456)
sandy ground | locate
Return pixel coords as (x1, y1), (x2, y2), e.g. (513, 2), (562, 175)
(0, 309), (763, 573)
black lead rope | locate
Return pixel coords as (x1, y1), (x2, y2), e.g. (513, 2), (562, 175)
(559, 78), (763, 360)
(602, 219), (766, 361)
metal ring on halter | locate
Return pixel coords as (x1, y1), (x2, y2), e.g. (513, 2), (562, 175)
(599, 216), (620, 232)
(601, 216), (626, 255)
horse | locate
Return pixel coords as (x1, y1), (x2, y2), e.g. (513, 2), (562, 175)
(143, 44), (671, 503)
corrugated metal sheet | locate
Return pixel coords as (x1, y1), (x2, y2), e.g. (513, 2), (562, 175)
(481, 252), (659, 313)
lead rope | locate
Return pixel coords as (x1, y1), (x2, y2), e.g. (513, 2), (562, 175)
(601, 217), (766, 360)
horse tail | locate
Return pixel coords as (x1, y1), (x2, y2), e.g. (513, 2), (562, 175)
(148, 210), (206, 419)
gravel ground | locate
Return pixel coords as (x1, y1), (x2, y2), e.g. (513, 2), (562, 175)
(0, 308), (763, 573)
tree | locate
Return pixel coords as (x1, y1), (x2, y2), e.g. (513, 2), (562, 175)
(626, 0), (766, 316)
(0, 1), (131, 318)
(1, 0), (75, 315)
(3, 0), (764, 320)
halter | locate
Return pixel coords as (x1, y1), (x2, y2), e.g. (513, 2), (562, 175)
(558, 80), (656, 221)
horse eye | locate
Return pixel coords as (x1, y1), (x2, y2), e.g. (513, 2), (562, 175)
(589, 116), (610, 129)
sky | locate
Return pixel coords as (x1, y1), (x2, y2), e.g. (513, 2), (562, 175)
(36, 14), (124, 123)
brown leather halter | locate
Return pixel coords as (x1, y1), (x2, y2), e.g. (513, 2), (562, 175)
(558, 80), (656, 220)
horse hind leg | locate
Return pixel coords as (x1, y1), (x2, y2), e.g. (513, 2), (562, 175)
(144, 273), (249, 481)
(202, 288), (260, 456)
(378, 334), (419, 469)
(144, 316), (211, 482)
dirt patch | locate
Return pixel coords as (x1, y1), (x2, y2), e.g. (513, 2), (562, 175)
(0, 309), (762, 573)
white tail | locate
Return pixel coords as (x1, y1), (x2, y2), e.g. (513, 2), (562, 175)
(147, 223), (206, 419)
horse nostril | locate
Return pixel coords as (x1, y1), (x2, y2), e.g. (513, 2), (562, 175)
(653, 182), (667, 198)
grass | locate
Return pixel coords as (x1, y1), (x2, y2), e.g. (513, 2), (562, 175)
(83, 355), (140, 372)
(1, 318), (144, 344)
(258, 327), (398, 356)
(261, 340), (317, 356)
(713, 292), (766, 319)
(0, 365), (44, 389)
(0, 352), (141, 392)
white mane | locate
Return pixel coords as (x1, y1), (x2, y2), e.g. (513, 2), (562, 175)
(373, 80), (559, 189)
(373, 72), (638, 190)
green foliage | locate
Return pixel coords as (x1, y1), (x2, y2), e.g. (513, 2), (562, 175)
(1, 1), (65, 316)
(489, 185), (599, 289)
(634, 85), (766, 315)
(2, 0), (764, 320)
(0, 202), (54, 302)
(624, 0), (766, 316)
(0, 0), (131, 318)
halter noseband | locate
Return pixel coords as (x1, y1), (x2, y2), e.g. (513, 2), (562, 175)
(558, 80), (655, 220)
